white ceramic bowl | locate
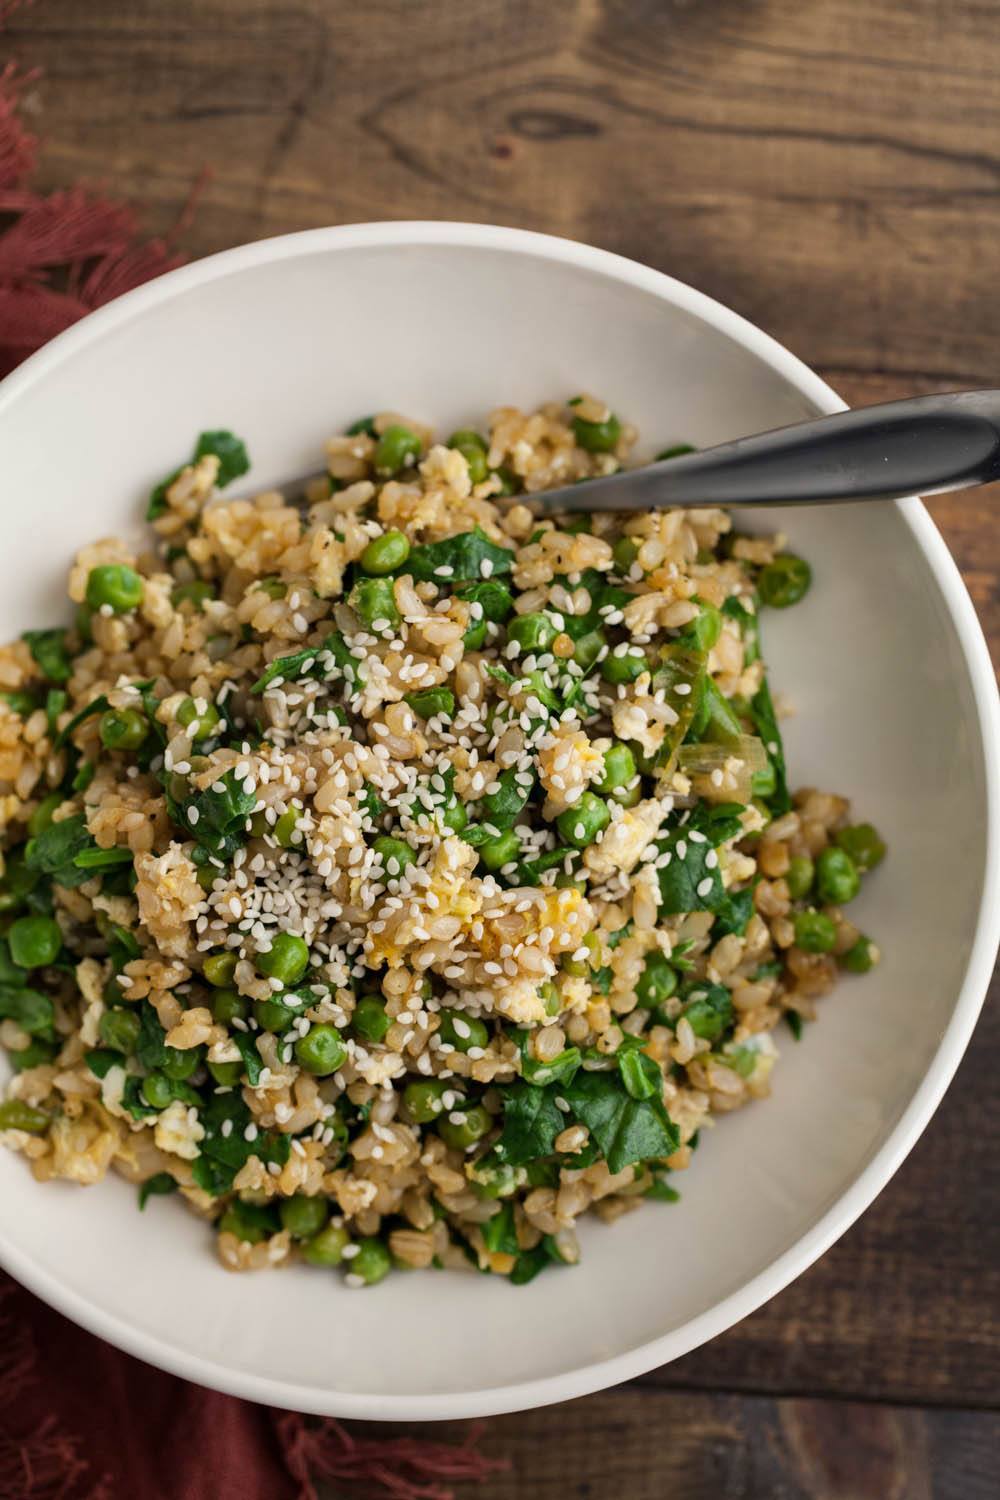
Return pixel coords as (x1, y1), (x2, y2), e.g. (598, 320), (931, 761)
(0, 224), (997, 1420)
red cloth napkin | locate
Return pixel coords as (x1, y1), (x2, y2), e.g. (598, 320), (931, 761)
(0, 17), (505, 1500)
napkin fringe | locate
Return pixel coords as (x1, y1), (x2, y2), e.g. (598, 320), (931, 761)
(274, 1412), (507, 1500)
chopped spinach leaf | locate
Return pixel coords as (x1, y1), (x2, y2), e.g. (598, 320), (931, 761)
(138, 1172), (178, 1210)
(482, 767), (534, 829)
(492, 1081), (564, 1166)
(173, 770), (256, 860)
(712, 884), (755, 938)
(617, 1045), (662, 1101)
(135, 1000), (168, 1070)
(0, 985), (54, 1037)
(563, 1068), (678, 1174)
(748, 676), (791, 814)
(646, 1178), (681, 1203)
(681, 982), (733, 1041)
(512, 1028), (581, 1089)
(231, 1030), (264, 1086)
(192, 1090), (290, 1195)
(148, 429), (250, 520)
(23, 628), (72, 684)
(481, 1201), (519, 1257)
(54, 694), (109, 749)
(84, 1048), (119, 1079)
(405, 528), (514, 584)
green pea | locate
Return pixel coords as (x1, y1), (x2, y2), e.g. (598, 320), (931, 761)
(793, 910), (838, 954)
(294, 1023), (347, 1077)
(842, 935), (879, 974)
(141, 1072), (174, 1110)
(204, 951), (238, 987)
(3, 691), (38, 716)
(349, 1237), (392, 1285)
(403, 1078), (450, 1123)
(85, 563), (144, 613)
(361, 530), (411, 579)
(211, 984), (248, 1032)
(438, 1104), (492, 1152)
(815, 846), (860, 906)
(786, 855), (815, 900)
(9, 914), (61, 968)
(834, 823), (886, 873)
(571, 410), (622, 453)
(350, 576), (400, 630)
(439, 793), (467, 834)
(11, 1038), (58, 1072)
(562, 930), (602, 978)
(479, 829), (520, 872)
(352, 995), (391, 1044)
(373, 836), (417, 881)
(196, 867), (218, 894)
(759, 554), (812, 609)
(0, 1098), (49, 1132)
(601, 647), (648, 685)
(171, 580), (214, 610)
(256, 931), (310, 985)
(374, 427), (421, 475)
(597, 742), (638, 795)
(635, 951), (677, 1008)
(280, 1194), (329, 1240)
(655, 444), (696, 462)
(28, 791), (62, 837)
(404, 687), (455, 721)
(207, 1059), (242, 1086)
(302, 1220), (351, 1266)
(177, 696), (221, 740)
(437, 1007), (489, 1053)
(265, 809), (297, 850)
(253, 994), (307, 1034)
(685, 601), (722, 653)
(99, 707), (148, 752)
(449, 431), (489, 485)
(219, 1201), (276, 1245)
(507, 613), (558, 652)
(556, 792), (610, 850)
(162, 1045), (202, 1081)
(470, 1158), (520, 1199)
(99, 1009), (141, 1054)
(612, 537), (639, 573)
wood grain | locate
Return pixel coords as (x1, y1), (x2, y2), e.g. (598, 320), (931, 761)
(3, 0), (999, 1488)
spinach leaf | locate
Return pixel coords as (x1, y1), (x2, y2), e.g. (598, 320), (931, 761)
(405, 528), (514, 583)
(492, 1082), (564, 1166)
(786, 1011), (805, 1041)
(656, 824), (724, 915)
(54, 693), (109, 749)
(457, 579), (514, 622)
(121, 1076), (158, 1119)
(23, 628), (72, 685)
(482, 767), (534, 830)
(25, 813), (96, 888)
(484, 663), (517, 689)
(712, 885), (755, 938)
(250, 630), (361, 696)
(481, 1202), (519, 1257)
(72, 845), (134, 872)
(45, 688), (68, 735)
(135, 1000), (168, 1070)
(192, 1090), (290, 1196)
(0, 985), (54, 1036)
(511, 1028), (581, 1089)
(0, 939), (25, 987)
(231, 1030), (264, 1086)
(173, 770), (256, 859)
(84, 1048), (120, 1079)
(138, 1172), (178, 1210)
(681, 982), (733, 1041)
(563, 1068), (678, 1174)
(617, 1044), (662, 1101)
(721, 595), (760, 666)
(147, 429), (250, 520)
(646, 1178), (681, 1203)
(748, 676), (791, 815)
(513, 846), (574, 886)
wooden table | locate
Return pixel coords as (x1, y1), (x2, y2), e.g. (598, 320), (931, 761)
(6, 1), (999, 1493)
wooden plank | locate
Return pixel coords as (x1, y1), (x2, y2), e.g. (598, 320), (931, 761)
(374, 1390), (1000, 1500)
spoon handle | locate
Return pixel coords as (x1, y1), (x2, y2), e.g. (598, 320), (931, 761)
(523, 389), (1000, 514)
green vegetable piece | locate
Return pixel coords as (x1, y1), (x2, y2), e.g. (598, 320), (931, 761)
(280, 1194), (329, 1240)
(99, 707), (148, 752)
(748, 677), (791, 815)
(207, 1059), (242, 1086)
(11, 1038), (58, 1072)
(138, 1173), (178, 1210)
(28, 792), (62, 838)
(682, 983), (733, 1040)
(350, 1237), (392, 1285)
(294, 1023), (347, 1076)
(438, 1008), (489, 1053)
(22, 628), (72, 684)
(253, 993), (307, 1035)
(794, 910), (838, 953)
(759, 554), (812, 609)
(646, 1177), (681, 1202)
(816, 846), (860, 906)
(601, 647), (648, 685)
(171, 580), (214, 610)
(161, 1044), (202, 1082)
(256, 932), (309, 985)
(404, 686), (455, 721)
(352, 995), (391, 1044)
(211, 986), (248, 1024)
(0, 1099), (49, 1133)
(351, 576), (401, 630)
(99, 1009), (141, 1053)
(203, 951), (238, 987)
(141, 1072), (174, 1110)
(556, 792), (610, 850)
(563, 1069), (678, 1173)
(596, 742), (637, 796)
(655, 444), (696, 461)
(2, 690), (38, 716)
(272, 808), (300, 848)
(572, 410), (622, 453)
(618, 1045), (661, 1101)
(346, 415), (377, 437)
(612, 536), (639, 573)
(842, 935), (879, 973)
(635, 951), (677, 1008)
(0, 984), (54, 1036)
(479, 828), (520, 872)
(374, 425), (421, 474)
(404, 1078), (451, 1123)
(492, 1081), (563, 1165)
(193, 430), (250, 488)
(572, 629), (606, 671)
(85, 564), (144, 614)
(562, 930), (601, 979)
(834, 823), (886, 873)
(373, 835), (417, 881)
(684, 601), (722, 653)
(438, 1104), (493, 1151)
(302, 1221), (351, 1266)
(449, 430), (490, 484)
(255, 577), (288, 600)
(177, 696), (221, 740)
(695, 678), (744, 747)
(507, 612), (558, 652)
(406, 528), (514, 584)
(650, 645), (705, 768)
(9, 914), (61, 968)
(219, 1199), (279, 1245)
(360, 529), (411, 576)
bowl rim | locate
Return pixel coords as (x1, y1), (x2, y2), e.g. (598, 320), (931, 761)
(0, 220), (997, 1421)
